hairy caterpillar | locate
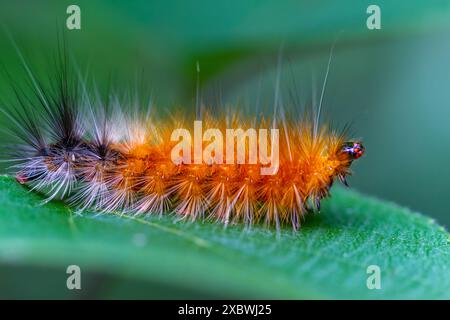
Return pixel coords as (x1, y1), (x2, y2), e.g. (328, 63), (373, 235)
(0, 45), (364, 231)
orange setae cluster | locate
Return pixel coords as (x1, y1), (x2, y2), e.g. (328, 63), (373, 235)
(101, 118), (362, 230)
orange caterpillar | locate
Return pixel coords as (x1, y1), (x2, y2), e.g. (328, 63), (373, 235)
(1, 53), (364, 230)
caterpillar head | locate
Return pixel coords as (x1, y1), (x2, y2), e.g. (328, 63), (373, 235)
(340, 141), (365, 160)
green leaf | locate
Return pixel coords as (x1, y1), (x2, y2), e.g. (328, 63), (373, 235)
(0, 175), (448, 299)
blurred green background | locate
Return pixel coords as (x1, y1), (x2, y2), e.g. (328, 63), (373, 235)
(0, 0), (449, 228)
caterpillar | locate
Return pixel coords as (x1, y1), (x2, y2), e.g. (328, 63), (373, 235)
(0, 45), (364, 231)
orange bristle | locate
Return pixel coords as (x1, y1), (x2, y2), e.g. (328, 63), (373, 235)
(97, 115), (360, 229)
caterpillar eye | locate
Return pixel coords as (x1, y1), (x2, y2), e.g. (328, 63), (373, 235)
(341, 141), (365, 160)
